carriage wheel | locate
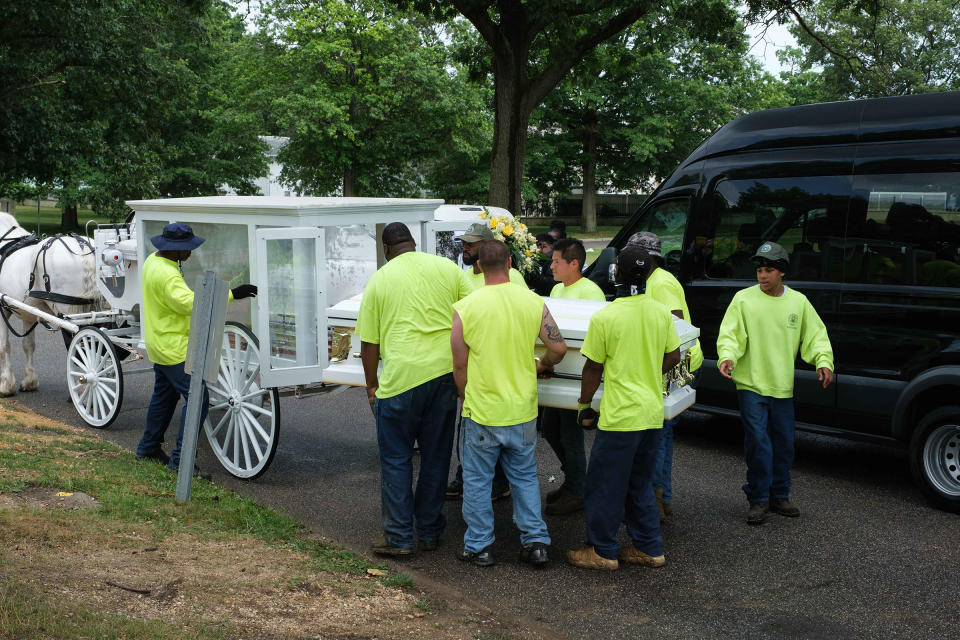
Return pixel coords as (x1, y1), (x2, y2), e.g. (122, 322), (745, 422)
(66, 327), (123, 429)
(204, 322), (280, 479)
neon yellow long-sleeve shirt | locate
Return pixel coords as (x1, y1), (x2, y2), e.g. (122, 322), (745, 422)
(142, 253), (233, 365)
(716, 285), (833, 398)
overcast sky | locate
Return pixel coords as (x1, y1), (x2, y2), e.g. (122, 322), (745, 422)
(746, 17), (798, 76)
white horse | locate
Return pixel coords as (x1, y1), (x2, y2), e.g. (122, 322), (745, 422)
(0, 212), (100, 396)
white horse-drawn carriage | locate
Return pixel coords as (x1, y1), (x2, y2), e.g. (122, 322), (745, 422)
(0, 197), (698, 480)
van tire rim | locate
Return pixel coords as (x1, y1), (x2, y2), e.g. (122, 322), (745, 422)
(923, 424), (960, 497)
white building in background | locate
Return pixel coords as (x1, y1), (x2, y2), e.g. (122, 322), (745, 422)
(221, 135), (298, 197)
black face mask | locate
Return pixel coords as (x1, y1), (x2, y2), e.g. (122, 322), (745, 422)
(614, 274), (645, 298)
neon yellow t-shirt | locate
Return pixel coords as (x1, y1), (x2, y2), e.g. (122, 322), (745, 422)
(580, 295), (680, 431)
(466, 267), (527, 292)
(356, 251), (471, 399)
(142, 253), (196, 365)
(716, 285), (834, 398)
(645, 267), (703, 371)
(453, 282), (544, 426)
(549, 277), (606, 301)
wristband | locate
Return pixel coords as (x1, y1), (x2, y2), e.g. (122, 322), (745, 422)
(577, 401), (591, 412)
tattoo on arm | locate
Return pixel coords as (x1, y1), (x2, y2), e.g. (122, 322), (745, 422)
(542, 307), (563, 343)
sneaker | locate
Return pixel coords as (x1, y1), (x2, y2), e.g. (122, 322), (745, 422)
(545, 493), (584, 515)
(566, 546), (618, 571)
(458, 545), (495, 567)
(545, 484), (567, 504)
(445, 477), (463, 500)
(770, 498), (800, 517)
(491, 484), (511, 502)
(370, 537), (415, 557)
(136, 450), (170, 465)
(746, 502), (769, 525)
(618, 546), (666, 568)
(520, 542), (549, 567)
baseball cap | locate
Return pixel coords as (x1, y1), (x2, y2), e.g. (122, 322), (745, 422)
(617, 245), (652, 284)
(626, 231), (661, 257)
(456, 222), (494, 243)
(752, 241), (790, 265)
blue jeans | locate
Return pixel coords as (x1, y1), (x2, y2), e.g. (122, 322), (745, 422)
(540, 407), (586, 497)
(138, 361), (209, 469)
(653, 369), (701, 503)
(585, 428), (663, 560)
(375, 373), (458, 548)
(738, 390), (796, 503)
(460, 417), (550, 553)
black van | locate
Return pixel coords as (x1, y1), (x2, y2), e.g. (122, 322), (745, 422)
(589, 91), (960, 512)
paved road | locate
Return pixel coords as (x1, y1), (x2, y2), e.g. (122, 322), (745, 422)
(8, 331), (959, 639)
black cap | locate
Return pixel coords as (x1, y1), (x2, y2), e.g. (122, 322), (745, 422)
(617, 245), (652, 285)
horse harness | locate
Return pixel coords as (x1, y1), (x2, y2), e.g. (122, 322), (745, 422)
(0, 230), (97, 337)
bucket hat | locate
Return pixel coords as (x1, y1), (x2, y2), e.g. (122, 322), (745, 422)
(151, 222), (205, 251)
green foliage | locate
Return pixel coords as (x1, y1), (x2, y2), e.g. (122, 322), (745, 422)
(0, 1), (267, 225)
(769, 0), (960, 100)
(244, 0), (486, 198)
(526, 0), (787, 216)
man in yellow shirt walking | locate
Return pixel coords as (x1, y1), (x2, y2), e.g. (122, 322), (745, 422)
(451, 241), (567, 567)
(567, 246), (680, 571)
(357, 223), (472, 556)
(136, 223), (257, 474)
(717, 242), (834, 525)
(541, 238), (605, 516)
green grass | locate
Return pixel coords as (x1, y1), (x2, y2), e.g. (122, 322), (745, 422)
(0, 409), (412, 639)
(13, 204), (106, 235)
(524, 224), (620, 239)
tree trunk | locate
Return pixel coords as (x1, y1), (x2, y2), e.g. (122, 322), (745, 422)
(488, 61), (534, 216)
(580, 113), (599, 233)
(61, 203), (78, 231)
(343, 156), (357, 197)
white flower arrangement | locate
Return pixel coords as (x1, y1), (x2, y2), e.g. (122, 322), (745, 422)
(478, 207), (538, 275)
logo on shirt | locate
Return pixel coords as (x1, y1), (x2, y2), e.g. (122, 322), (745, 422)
(787, 313), (799, 329)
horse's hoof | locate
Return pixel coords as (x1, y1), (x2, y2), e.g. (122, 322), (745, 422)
(0, 389), (15, 398)
(18, 383), (37, 393)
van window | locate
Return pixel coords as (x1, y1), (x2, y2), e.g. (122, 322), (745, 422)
(700, 176), (850, 281)
(619, 197), (689, 274)
(847, 172), (960, 286)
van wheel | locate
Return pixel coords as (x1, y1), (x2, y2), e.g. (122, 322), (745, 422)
(909, 406), (960, 513)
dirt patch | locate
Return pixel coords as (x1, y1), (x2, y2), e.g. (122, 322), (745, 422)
(0, 486), (100, 510)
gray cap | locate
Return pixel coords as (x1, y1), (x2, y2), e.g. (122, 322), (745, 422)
(626, 231), (661, 257)
(457, 222), (494, 243)
(752, 241), (790, 265)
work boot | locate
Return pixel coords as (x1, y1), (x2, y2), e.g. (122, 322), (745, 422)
(654, 487), (666, 519)
(770, 498), (800, 517)
(618, 545), (666, 568)
(566, 546), (618, 571)
(370, 536), (415, 557)
(136, 449), (170, 466)
(491, 484), (511, 502)
(545, 493), (584, 515)
(746, 502), (769, 525)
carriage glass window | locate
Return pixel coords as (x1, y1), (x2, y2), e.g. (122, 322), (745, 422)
(846, 172), (960, 287)
(619, 198), (690, 275)
(701, 176), (851, 281)
(322, 223), (377, 307)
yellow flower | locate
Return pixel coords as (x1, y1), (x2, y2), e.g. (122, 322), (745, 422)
(503, 225), (513, 236)
(519, 223), (526, 231)
(489, 218), (497, 229)
(479, 211), (487, 219)
(525, 249), (533, 257)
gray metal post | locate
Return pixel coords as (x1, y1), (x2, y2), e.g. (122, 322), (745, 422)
(176, 270), (230, 503)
